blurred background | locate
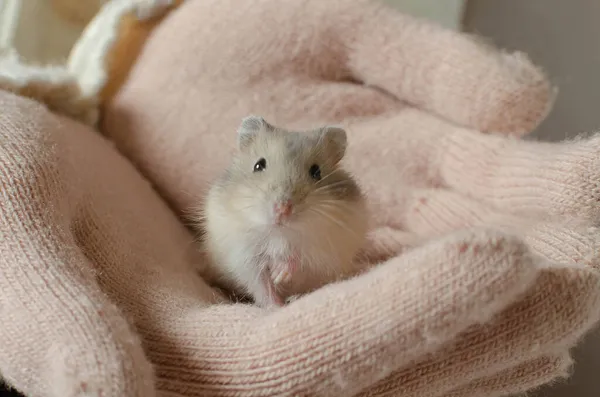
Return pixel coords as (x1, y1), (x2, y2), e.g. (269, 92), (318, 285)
(0, 0), (598, 396)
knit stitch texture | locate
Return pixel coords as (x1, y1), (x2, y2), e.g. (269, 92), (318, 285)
(1, 0), (600, 396)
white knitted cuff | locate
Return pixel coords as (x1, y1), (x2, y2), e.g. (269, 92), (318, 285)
(67, 0), (177, 103)
(0, 49), (98, 126)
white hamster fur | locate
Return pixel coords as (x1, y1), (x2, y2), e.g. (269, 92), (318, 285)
(198, 116), (368, 308)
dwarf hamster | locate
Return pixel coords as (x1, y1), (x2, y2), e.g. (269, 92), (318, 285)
(199, 116), (368, 308)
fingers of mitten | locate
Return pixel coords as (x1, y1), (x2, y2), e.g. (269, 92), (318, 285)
(439, 130), (600, 220)
(345, 1), (551, 134)
(363, 110), (600, 221)
(439, 354), (571, 397)
(153, 230), (538, 396)
(357, 354), (569, 397)
(352, 263), (598, 397)
(354, 263), (599, 397)
(345, 109), (500, 189)
(523, 222), (600, 270)
(380, 188), (600, 269)
(425, 264), (600, 383)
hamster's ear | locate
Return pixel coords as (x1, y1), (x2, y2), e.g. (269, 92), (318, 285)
(237, 115), (274, 150)
(318, 126), (348, 163)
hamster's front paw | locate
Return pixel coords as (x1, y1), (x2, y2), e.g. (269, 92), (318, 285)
(272, 265), (292, 285)
(253, 270), (286, 309)
(255, 292), (285, 309)
(271, 257), (299, 286)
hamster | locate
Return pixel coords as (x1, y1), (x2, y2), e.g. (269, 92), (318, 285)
(198, 116), (368, 308)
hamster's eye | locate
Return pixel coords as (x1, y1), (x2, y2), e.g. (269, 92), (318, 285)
(254, 158), (267, 172)
(309, 164), (321, 181)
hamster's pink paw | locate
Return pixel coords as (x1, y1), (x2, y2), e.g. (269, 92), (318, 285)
(256, 291), (285, 308)
(256, 295), (285, 308)
(271, 257), (299, 286)
(254, 270), (285, 308)
(272, 266), (292, 285)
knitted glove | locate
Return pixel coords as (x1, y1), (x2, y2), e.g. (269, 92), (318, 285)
(97, 0), (600, 396)
(1, 1), (599, 397)
(1, 91), (598, 397)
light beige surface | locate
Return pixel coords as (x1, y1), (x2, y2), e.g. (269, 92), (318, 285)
(0, 0), (103, 64)
(0, 0), (20, 49)
(464, 1), (600, 397)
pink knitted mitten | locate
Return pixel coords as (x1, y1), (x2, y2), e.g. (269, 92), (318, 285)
(1, 93), (597, 397)
(100, 0), (600, 396)
(0, 1), (599, 397)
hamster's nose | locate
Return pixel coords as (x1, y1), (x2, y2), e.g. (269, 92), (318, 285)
(273, 200), (293, 223)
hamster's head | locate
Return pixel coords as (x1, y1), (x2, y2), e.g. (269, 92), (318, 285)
(216, 115), (365, 234)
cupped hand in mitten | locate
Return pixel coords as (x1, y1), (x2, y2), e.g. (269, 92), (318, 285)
(96, 1), (600, 396)
(4, 90), (596, 397)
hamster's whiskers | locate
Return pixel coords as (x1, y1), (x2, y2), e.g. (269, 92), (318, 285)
(315, 174), (334, 186)
(315, 201), (363, 220)
(315, 199), (358, 209)
(307, 207), (358, 238)
(313, 181), (354, 196)
(315, 169), (341, 186)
